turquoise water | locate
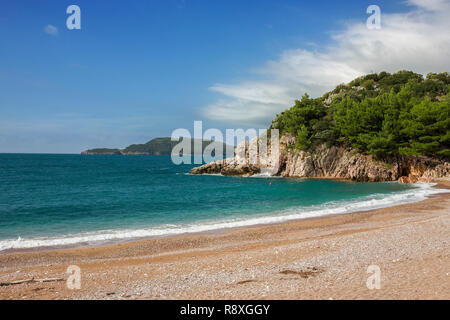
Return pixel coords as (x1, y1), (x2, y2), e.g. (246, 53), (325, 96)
(0, 154), (441, 251)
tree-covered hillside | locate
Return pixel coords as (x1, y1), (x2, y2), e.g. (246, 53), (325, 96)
(270, 71), (450, 160)
(122, 137), (228, 155)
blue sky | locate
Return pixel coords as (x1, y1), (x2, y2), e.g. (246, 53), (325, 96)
(1, 0), (449, 153)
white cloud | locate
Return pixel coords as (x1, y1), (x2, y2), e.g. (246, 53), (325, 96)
(202, 0), (450, 127)
(406, 0), (449, 11)
(44, 24), (59, 36)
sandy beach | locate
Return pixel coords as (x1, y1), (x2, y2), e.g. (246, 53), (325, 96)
(0, 180), (449, 300)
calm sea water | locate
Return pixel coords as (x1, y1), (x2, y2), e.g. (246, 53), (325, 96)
(0, 154), (443, 251)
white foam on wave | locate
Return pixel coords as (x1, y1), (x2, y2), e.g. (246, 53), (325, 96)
(250, 172), (284, 178)
(0, 183), (447, 252)
(184, 172), (225, 177)
(250, 167), (282, 178)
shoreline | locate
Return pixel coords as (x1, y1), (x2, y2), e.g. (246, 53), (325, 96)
(0, 181), (447, 255)
(0, 180), (449, 299)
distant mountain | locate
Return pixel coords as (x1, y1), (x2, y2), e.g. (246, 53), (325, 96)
(82, 137), (232, 156)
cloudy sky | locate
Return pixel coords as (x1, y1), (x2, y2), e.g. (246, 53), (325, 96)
(203, 0), (450, 126)
(1, 0), (449, 153)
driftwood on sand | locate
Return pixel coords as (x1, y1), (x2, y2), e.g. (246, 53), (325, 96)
(0, 277), (64, 286)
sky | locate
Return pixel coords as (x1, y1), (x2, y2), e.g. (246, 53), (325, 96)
(0, 0), (449, 153)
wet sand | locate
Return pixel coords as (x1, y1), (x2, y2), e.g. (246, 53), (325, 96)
(0, 181), (449, 300)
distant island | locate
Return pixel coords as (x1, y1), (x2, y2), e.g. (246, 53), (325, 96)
(82, 137), (231, 155)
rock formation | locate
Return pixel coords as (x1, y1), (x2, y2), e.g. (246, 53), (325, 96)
(190, 134), (450, 183)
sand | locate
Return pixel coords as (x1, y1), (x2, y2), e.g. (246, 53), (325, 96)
(0, 181), (449, 300)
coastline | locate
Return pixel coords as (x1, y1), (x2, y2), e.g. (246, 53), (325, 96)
(0, 180), (445, 254)
(0, 180), (449, 299)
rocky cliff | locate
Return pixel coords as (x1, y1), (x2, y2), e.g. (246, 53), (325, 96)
(189, 134), (450, 183)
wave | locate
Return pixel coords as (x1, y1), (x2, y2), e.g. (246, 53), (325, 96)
(250, 173), (284, 178)
(0, 183), (447, 252)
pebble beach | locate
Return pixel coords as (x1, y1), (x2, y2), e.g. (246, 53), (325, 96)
(0, 180), (449, 300)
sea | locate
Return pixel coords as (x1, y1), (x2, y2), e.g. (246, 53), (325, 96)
(0, 153), (446, 251)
